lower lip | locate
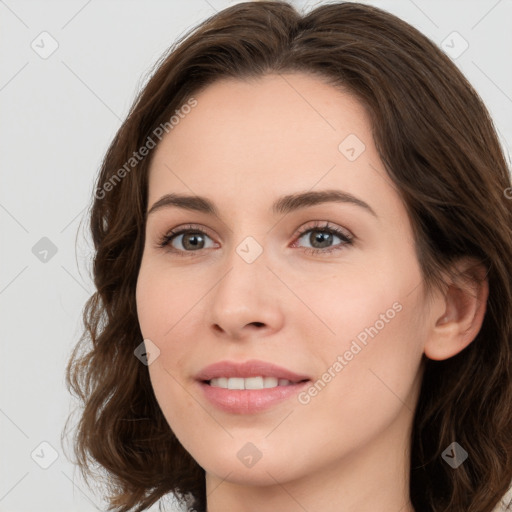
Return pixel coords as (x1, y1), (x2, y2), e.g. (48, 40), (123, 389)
(198, 380), (310, 414)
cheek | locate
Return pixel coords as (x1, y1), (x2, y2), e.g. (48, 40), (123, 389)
(300, 253), (422, 346)
(304, 250), (426, 405)
(136, 259), (204, 341)
(136, 261), (205, 411)
(289, 282), (425, 459)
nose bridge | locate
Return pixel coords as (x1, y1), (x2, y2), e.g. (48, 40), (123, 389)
(217, 233), (270, 302)
(206, 232), (284, 336)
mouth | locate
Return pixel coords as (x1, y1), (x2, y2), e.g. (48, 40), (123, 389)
(196, 359), (312, 385)
(195, 360), (312, 414)
(204, 376), (309, 389)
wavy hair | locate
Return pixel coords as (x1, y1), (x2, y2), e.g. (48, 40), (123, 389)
(63, 2), (512, 511)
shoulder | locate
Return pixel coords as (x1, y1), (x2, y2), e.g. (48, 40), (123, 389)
(492, 483), (512, 511)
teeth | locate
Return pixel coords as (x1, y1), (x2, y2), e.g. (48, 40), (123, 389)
(245, 376), (264, 389)
(227, 377), (244, 390)
(209, 376), (293, 389)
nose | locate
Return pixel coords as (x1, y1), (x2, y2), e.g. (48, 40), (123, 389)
(205, 245), (285, 341)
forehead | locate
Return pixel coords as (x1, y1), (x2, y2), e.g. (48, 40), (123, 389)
(146, 72), (399, 221)
(151, 72), (370, 165)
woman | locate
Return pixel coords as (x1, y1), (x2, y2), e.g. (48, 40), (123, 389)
(64, 2), (512, 511)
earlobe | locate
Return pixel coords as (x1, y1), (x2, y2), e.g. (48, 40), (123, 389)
(424, 259), (489, 361)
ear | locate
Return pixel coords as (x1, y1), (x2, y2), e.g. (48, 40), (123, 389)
(424, 258), (489, 361)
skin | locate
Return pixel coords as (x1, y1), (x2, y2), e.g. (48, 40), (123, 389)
(135, 73), (488, 512)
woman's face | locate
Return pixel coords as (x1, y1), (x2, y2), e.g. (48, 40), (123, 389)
(136, 73), (433, 490)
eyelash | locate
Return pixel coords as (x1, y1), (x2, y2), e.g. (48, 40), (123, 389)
(155, 221), (354, 258)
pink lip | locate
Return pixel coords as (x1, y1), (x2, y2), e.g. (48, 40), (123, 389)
(195, 359), (311, 383)
(198, 381), (310, 414)
(195, 359), (312, 414)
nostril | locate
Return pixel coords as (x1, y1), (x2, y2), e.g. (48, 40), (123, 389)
(251, 322), (265, 327)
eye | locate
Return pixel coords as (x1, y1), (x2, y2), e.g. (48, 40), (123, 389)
(155, 221), (354, 257)
(291, 221), (353, 255)
(156, 223), (217, 256)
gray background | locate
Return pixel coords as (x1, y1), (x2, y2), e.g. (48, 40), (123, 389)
(1, 0), (511, 511)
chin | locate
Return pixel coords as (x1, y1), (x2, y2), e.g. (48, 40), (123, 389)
(203, 455), (302, 487)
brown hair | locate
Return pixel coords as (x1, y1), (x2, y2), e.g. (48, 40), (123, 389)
(63, 2), (512, 511)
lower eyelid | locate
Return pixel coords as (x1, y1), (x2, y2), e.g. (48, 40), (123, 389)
(163, 230), (216, 251)
(292, 230), (352, 251)
(158, 223), (353, 254)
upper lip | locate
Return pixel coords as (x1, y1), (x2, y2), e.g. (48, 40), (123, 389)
(196, 359), (311, 383)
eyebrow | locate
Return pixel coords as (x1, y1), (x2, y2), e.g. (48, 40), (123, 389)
(146, 189), (377, 218)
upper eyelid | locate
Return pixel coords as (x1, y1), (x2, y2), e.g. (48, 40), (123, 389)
(160, 225), (353, 259)
(162, 221), (353, 245)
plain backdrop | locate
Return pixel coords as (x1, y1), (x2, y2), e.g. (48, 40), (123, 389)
(1, 1), (511, 511)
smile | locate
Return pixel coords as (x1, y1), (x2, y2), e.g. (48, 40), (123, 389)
(208, 376), (295, 389)
(196, 359), (312, 414)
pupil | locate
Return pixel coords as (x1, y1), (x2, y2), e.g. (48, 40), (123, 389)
(312, 230), (332, 248)
(184, 233), (203, 250)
